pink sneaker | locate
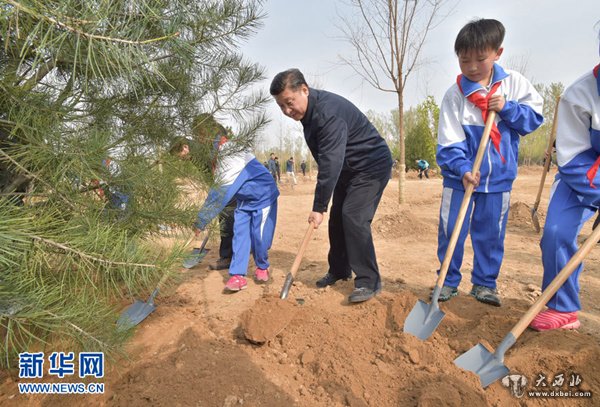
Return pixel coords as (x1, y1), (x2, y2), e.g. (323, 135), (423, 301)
(254, 268), (269, 283)
(224, 275), (247, 292)
(529, 309), (580, 332)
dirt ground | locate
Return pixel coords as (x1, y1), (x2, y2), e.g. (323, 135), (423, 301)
(3, 167), (600, 406)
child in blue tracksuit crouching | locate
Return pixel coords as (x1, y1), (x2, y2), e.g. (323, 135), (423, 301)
(435, 18), (543, 306)
(171, 119), (279, 292)
(530, 35), (600, 331)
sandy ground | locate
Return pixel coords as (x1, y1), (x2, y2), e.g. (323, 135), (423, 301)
(3, 167), (600, 406)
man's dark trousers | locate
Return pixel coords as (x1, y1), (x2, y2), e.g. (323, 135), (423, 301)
(327, 167), (390, 290)
(219, 200), (236, 259)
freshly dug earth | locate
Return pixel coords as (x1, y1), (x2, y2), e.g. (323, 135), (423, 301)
(2, 167), (600, 406)
(240, 296), (297, 343)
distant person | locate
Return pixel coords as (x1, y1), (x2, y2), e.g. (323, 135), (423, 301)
(170, 117), (279, 292)
(416, 159), (430, 179)
(274, 156), (281, 182)
(267, 153), (278, 182)
(270, 68), (393, 303)
(286, 157), (298, 185)
(435, 19), (543, 306)
(390, 159), (398, 179)
(300, 160), (307, 177)
(530, 37), (600, 331)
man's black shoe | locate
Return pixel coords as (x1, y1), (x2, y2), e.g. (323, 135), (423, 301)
(348, 282), (382, 303)
(316, 273), (351, 288)
(209, 257), (231, 271)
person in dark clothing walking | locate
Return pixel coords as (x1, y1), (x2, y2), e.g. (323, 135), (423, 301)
(274, 157), (281, 182)
(270, 68), (393, 303)
(300, 160), (307, 177)
(267, 153), (278, 182)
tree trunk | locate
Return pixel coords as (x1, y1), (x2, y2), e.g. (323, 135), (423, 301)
(397, 93), (406, 204)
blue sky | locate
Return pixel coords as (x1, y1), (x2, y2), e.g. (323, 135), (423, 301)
(242, 0), (599, 148)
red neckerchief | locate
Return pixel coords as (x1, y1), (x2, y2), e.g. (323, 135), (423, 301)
(457, 75), (505, 163)
(586, 64), (600, 188)
(212, 135), (228, 172)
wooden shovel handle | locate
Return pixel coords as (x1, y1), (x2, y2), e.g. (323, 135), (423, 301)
(511, 222), (600, 338)
(435, 111), (497, 289)
(289, 223), (315, 279)
(533, 97), (561, 210)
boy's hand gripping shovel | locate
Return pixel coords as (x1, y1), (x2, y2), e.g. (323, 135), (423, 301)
(455, 219), (600, 388)
(531, 97), (560, 233)
(403, 111), (497, 340)
(117, 233), (209, 330)
(280, 222), (315, 300)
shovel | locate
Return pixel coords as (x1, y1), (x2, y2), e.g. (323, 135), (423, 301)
(531, 97), (560, 233)
(117, 233), (209, 330)
(182, 232), (211, 269)
(404, 111), (497, 340)
(280, 222), (315, 299)
(455, 217), (600, 388)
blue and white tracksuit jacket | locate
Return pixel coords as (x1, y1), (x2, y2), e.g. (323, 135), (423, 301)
(195, 140), (279, 276)
(436, 64), (543, 289)
(541, 66), (600, 312)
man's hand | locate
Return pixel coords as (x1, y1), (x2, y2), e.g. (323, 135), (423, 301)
(462, 171), (480, 190)
(194, 226), (203, 237)
(308, 211), (323, 228)
(488, 95), (506, 112)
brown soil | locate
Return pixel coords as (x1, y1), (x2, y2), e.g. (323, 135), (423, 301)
(240, 296), (297, 343)
(3, 167), (600, 406)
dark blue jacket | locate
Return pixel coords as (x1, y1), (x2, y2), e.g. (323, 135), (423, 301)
(301, 88), (392, 212)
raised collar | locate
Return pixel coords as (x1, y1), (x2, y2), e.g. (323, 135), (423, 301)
(300, 87), (317, 126)
(457, 63), (509, 97)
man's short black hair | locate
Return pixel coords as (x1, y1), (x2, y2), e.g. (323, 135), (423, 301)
(454, 18), (505, 56)
(270, 68), (308, 96)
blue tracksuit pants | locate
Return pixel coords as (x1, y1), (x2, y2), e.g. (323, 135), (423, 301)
(229, 202), (277, 276)
(541, 179), (597, 312)
(437, 187), (511, 289)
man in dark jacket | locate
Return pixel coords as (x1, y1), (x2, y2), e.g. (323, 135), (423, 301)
(270, 68), (393, 303)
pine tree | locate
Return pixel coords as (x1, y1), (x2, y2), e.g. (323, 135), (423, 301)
(0, 0), (267, 366)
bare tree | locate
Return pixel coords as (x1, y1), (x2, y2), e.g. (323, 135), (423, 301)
(338, 0), (452, 203)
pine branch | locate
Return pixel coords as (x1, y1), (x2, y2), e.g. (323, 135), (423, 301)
(46, 312), (109, 349)
(0, 147), (76, 210)
(6, 0), (180, 45)
(31, 235), (158, 269)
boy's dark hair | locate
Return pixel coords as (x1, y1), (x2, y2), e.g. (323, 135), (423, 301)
(270, 68), (308, 96)
(454, 18), (505, 55)
(169, 136), (191, 155)
(192, 113), (228, 144)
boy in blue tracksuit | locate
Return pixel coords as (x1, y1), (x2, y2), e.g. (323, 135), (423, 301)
(435, 19), (543, 306)
(530, 45), (600, 331)
(171, 122), (279, 292)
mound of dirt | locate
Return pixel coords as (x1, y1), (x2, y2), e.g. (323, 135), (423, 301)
(240, 296), (298, 343)
(372, 211), (435, 239)
(107, 328), (297, 407)
(239, 290), (599, 406)
(508, 201), (539, 228)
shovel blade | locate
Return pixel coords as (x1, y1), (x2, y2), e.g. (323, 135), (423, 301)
(454, 343), (509, 388)
(403, 299), (445, 340)
(182, 248), (208, 269)
(531, 208), (541, 233)
(279, 273), (293, 299)
(116, 300), (156, 331)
